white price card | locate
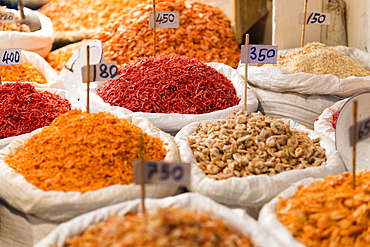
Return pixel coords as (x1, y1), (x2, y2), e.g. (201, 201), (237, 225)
(149, 11), (179, 28)
(299, 12), (330, 25)
(0, 11), (15, 23)
(134, 161), (190, 186)
(81, 62), (119, 83)
(241, 45), (278, 64)
(349, 116), (370, 146)
(0, 48), (22, 65)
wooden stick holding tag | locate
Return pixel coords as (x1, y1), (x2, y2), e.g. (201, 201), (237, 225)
(301, 0), (308, 47)
(138, 133), (147, 216)
(86, 45), (91, 113)
(244, 34), (249, 111)
(152, 0), (157, 57)
(0, 67), (2, 85)
(352, 100), (358, 189)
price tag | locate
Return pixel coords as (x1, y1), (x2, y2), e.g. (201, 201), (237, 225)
(349, 116), (370, 146)
(299, 12), (330, 25)
(0, 11), (15, 23)
(81, 62), (119, 83)
(0, 48), (22, 65)
(241, 45), (278, 64)
(134, 161), (190, 186)
(149, 11), (179, 28)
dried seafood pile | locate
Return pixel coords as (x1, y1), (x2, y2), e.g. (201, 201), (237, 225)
(189, 110), (327, 179)
(62, 207), (256, 247)
(45, 39), (89, 73)
(94, 0), (240, 68)
(5, 109), (167, 192)
(38, 0), (142, 32)
(0, 6), (30, 32)
(273, 42), (370, 78)
(277, 171), (370, 247)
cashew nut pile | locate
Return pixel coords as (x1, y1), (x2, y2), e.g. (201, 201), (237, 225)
(189, 110), (327, 179)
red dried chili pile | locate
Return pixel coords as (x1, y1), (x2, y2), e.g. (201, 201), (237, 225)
(96, 54), (240, 114)
(331, 112), (339, 129)
(0, 82), (71, 139)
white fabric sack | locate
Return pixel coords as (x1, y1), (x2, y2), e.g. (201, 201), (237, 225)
(239, 45), (370, 98)
(258, 177), (321, 247)
(0, 87), (84, 151)
(314, 98), (348, 142)
(0, 115), (180, 222)
(0, 10), (54, 58)
(249, 84), (342, 130)
(2, 50), (63, 89)
(175, 118), (346, 210)
(325, 0), (347, 46)
(34, 192), (283, 247)
(81, 62), (259, 133)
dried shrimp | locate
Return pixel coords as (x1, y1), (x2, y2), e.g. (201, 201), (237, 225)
(277, 171), (370, 247)
(94, 0), (240, 68)
(62, 207), (255, 247)
(1, 63), (47, 84)
(0, 6), (30, 32)
(5, 109), (167, 192)
(38, 0), (142, 32)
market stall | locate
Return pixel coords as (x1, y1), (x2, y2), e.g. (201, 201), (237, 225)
(1, 0), (370, 246)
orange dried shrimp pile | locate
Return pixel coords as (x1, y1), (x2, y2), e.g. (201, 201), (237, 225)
(46, 39), (89, 73)
(38, 0), (142, 32)
(0, 6), (30, 32)
(1, 63), (47, 84)
(94, 0), (240, 68)
(63, 207), (255, 247)
(5, 109), (167, 193)
(277, 171), (370, 247)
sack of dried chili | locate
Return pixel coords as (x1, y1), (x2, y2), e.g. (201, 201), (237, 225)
(0, 82), (72, 140)
(89, 54), (258, 133)
(0, 110), (179, 222)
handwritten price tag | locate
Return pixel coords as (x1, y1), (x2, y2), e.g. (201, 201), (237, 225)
(299, 12), (330, 25)
(81, 62), (118, 83)
(134, 161), (190, 186)
(149, 11), (179, 28)
(0, 48), (22, 65)
(0, 11), (15, 23)
(241, 45), (278, 64)
(349, 116), (370, 146)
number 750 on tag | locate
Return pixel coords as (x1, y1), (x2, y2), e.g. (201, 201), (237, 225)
(134, 161), (190, 186)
